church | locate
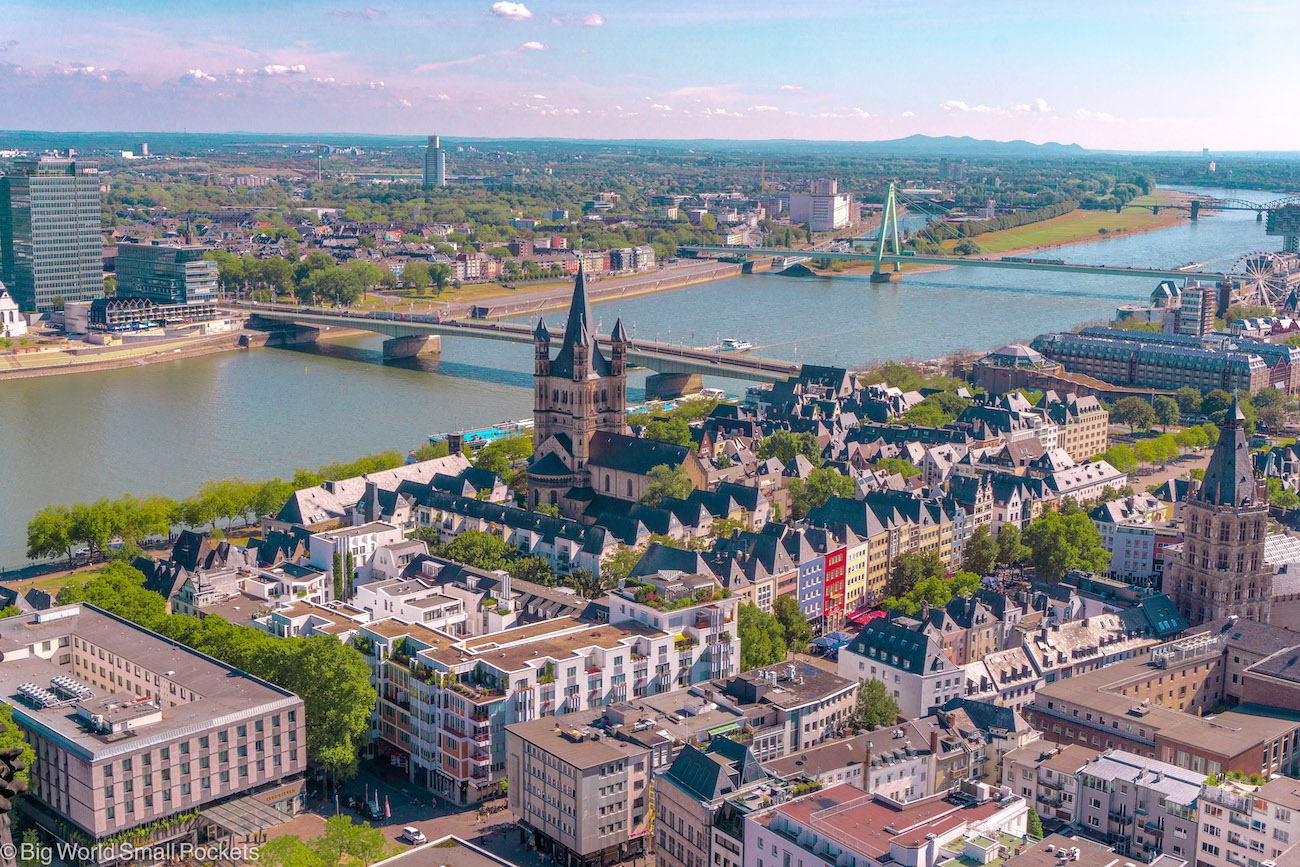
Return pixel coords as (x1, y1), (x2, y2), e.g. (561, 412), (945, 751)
(1165, 393), (1272, 625)
(526, 269), (707, 519)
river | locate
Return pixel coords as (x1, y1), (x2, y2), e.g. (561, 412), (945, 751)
(0, 185), (1284, 567)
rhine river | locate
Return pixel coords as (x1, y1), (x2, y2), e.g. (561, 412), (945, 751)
(0, 185), (1287, 567)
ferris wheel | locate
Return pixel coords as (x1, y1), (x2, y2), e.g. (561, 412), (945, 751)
(1231, 251), (1292, 309)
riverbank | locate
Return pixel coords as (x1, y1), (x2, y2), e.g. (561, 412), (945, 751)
(0, 330), (247, 381)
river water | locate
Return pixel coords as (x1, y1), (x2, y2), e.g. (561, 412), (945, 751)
(0, 185), (1284, 567)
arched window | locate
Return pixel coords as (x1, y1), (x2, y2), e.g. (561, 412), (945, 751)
(550, 491), (558, 506)
(605, 475), (611, 492)
(627, 479), (633, 498)
(533, 491), (540, 506)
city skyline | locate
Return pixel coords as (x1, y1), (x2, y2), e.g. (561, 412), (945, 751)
(2, 0), (1297, 151)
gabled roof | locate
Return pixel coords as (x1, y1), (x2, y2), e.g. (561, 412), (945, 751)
(588, 431), (693, 476)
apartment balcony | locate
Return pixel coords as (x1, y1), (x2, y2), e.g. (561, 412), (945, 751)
(1110, 811), (1133, 825)
(1228, 814), (1251, 829)
(471, 731), (491, 744)
(441, 723), (466, 738)
(470, 752), (491, 765)
(471, 768), (490, 781)
(585, 666), (601, 675)
(1143, 821), (1164, 834)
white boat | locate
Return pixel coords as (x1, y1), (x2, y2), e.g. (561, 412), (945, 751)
(720, 338), (754, 352)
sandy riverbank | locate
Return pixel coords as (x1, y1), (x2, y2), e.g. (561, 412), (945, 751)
(0, 331), (245, 380)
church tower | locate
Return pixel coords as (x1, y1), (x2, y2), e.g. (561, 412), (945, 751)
(527, 269), (629, 510)
(1166, 394), (1272, 625)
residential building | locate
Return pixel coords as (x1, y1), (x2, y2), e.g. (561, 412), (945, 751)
(1001, 743), (1099, 827)
(0, 157), (103, 312)
(938, 698), (1042, 786)
(1075, 750), (1202, 861)
(839, 615), (967, 718)
(352, 578), (469, 635)
(507, 715), (652, 867)
(0, 605), (306, 851)
(1165, 396), (1272, 626)
(1197, 776), (1300, 867)
(744, 781), (1029, 867)
(1030, 331), (1269, 395)
(1179, 280), (1217, 337)
(788, 179), (853, 232)
(114, 242), (219, 307)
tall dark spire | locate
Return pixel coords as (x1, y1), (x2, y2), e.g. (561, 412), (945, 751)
(549, 267), (610, 379)
(1199, 391), (1256, 507)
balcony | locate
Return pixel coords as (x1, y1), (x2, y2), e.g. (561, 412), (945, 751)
(1110, 811), (1133, 825)
(1228, 814), (1251, 829)
(470, 752), (490, 765)
(441, 723), (466, 738)
(471, 731), (491, 744)
(585, 666), (601, 675)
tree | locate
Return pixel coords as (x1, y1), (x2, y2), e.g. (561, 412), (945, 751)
(400, 260), (430, 293)
(773, 595), (812, 652)
(0, 703), (33, 787)
(875, 457), (921, 479)
(788, 468), (856, 519)
(259, 835), (327, 867)
(884, 571), (981, 615)
(996, 523), (1027, 565)
(642, 417), (694, 447)
(311, 814), (390, 866)
(756, 431), (823, 467)
(1202, 389), (1233, 418)
(962, 525), (998, 577)
(1174, 386), (1202, 416)
(1096, 444), (1136, 473)
(600, 547), (642, 585)
(1021, 511), (1110, 581)
(1111, 396), (1156, 433)
(26, 504), (75, 564)
(884, 550), (945, 599)
(507, 556), (555, 586)
(429, 264), (452, 294)
(70, 499), (117, 560)
(1027, 809), (1044, 840)
(569, 568), (609, 600)
(1267, 477), (1299, 510)
(1153, 395), (1180, 431)
(440, 530), (517, 572)
(333, 552), (344, 600)
(738, 602), (786, 671)
(850, 679), (900, 732)
(640, 464), (694, 506)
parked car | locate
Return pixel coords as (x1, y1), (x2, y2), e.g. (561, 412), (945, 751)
(400, 827), (427, 845)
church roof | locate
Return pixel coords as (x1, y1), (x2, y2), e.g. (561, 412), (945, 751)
(527, 451), (573, 478)
(611, 317), (629, 343)
(1199, 392), (1257, 507)
(588, 431), (693, 476)
(549, 268), (612, 379)
(534, 316), (550, 340)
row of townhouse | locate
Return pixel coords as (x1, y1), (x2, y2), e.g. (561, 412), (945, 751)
(352, 572), (741, 805)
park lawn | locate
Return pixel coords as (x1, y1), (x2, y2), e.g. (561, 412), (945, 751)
(940, 207), (1183, 255)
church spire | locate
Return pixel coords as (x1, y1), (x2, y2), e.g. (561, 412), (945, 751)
(1199, 390), (1255, 507)
(548, 267), (610, 380)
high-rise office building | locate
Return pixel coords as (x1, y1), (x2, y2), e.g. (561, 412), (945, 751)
(115, 243), (219, 306)
(423, 135), (446, 187)
(0, 157), (103, 312)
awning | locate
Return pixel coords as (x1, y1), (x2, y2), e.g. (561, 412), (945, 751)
(707, 722), (741, 737)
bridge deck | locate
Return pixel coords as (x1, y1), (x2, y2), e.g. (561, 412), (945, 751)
(236, 304), (799, 382)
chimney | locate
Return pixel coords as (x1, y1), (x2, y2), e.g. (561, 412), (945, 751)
(930, 728), (940, 755)
(447, 432), (465, 455)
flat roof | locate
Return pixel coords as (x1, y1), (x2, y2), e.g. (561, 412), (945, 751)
(1004, 834), (1121, 867)
(507, 713), (648, 769)
(0, 605), (299, 760)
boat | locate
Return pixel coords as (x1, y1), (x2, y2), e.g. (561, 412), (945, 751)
(720, 338), (754, 352)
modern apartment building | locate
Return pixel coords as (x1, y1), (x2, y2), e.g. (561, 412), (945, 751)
(1001, 743), (1099, 827)
(1198, 776), (1300, 867)
(114, 242), (218, 306)
(0, 157), (103, 312)
(1075, 750), (1202, 862)
(0, 605), (306, 852)
(355, 574), (738, 804)
(506, 714), (653, 867)
(1030, 331), (1269, 394)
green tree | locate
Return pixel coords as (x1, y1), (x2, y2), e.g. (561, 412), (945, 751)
(875, 458), (921, 479)
(0, 703), (33, 787)
(259, 835), (327, 867)
(1027, 809), (1044, 840)
(997, 523), (1027, 565)
(1202, 389), (1233, 418)
(600, 547), (642, 585)
(1022, 511), (1110, 581)
(883, 572), (981, 615)
(640, 464), (694, 506)
(400, 260), (430, 292)
(1096, 444), (1136, 473)
(70, 499), (117, 560)
(1267, 478), (1299, 510)
(962, 525), (998, 577)
(507, 556), (555, 586)
(441, 530), (516, 572)
(333, 552), (344, 600)
(788, 468), (856, 519)
(1112, 396), (1156, 432)
(773, 595), (812, 652)
(311, 814), (390, 865)
(26, 504), (76, 564)
(756, 431), (823, 467)
(738, 602), (786, 671)
(1153, 395), (1180, 431)
(850, 679), (900, 731)
(569, 568), (610, 600)
(642, 417), (694, 447)
(1174, 386), (1202, 415)
(884, 550), (945, 599)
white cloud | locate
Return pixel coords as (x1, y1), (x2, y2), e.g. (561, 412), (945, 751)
(1075, 107), (1118, 122)
(941, 99), (994, 113)
(519, 41), (546, 50)
(369, 80), (385, 88)
(751, 105), (779, 112)
(532, 93), (547, 99)
(779, 84), (802, 91)
(261, 63), (307, 76)
(651, 103), (671, 112)
(432, 92), (450, 100)
(490, 1), (532, 20)
(331, 7), (384, 19)
(1032, 97), (1052, 113)
(182, 68), (216, 82)
(582, 13), (605, 26)
(901, 110), (915, 117)
(703, 107), (742, 118)
(399, 98), (412, 107)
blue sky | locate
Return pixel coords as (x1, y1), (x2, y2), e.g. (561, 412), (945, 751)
(2, 0), (1296, 150)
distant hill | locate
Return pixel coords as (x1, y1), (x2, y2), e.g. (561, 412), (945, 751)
(853, 134), (1089, 157)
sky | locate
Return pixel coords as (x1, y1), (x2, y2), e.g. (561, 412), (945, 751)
(2, 0), (1298, 151)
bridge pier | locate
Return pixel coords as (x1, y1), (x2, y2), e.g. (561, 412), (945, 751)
(644, 372), (703, 400)
(870, 271), (902, 283)
(382, 334), (442, 360)
(1190, 201), (1200, 221)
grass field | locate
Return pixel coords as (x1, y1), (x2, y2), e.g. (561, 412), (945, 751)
(939, 195), (1183, 256)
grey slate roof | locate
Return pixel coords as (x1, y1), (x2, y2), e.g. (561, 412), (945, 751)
(1200, 393), (1258, 507)
(548, 268), (611, 379)
(588, 431), (693, 476)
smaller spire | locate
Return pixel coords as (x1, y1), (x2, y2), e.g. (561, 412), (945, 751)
(1229, 390), (1245, 426)
(534, 316), (550, 340)
(611, 317), (629, 343)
